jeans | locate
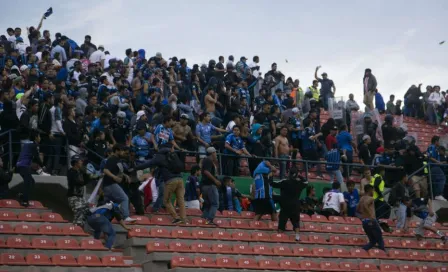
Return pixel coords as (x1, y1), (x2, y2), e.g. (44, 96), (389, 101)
(87, 214), (116, 249)
(163, 178), (186, 220)
(152, 184), (164, 212)
(322, 94), (330, 110)
(431, 166), (446, 197)
(18, 166), (35, 202)
(328, 169), (344, 183)
(395, 203), (407, 229)
(103, 184), (130, 218)
(202, 185), (219, 221)
(362, 219), (385, 251)
(46, 135), (63, 172)
(278, 155), (289, 180)
(343, 150), (353, 178)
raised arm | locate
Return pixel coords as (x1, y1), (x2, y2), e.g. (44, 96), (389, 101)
(314, 66), (322, 81)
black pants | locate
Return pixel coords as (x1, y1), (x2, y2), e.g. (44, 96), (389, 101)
(320, 208), (340, 218)
(278, 206), (300, 231)
(224, 156), (240, 176)
(120, 182), (144, 215)
(46, 135), (64, 172)
(362, 219), (385, 251)
(18, 166), (35, 202)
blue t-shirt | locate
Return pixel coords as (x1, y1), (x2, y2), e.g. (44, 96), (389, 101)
(196, 123), (216, 145)
(427, 144), (440, 161)
(301, 127), (316, 151)
(90, 119), (105, 135)
(225, 133), (245, 154)
(288, 116), (301, 139)
(343, 189), (359, 217)
(375, 93), (385, 111)
(131, 132), (152, 158)
(226, 186), (234, 211)
(318, 78), (334, 96)
(374, 154), (391, 166)
(154, 124), (174, 146)
(336, 131), (353, 152)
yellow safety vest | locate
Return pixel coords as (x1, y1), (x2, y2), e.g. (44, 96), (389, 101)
(309, 86), (320, 101)
(423, 161), (428, 175)
(370, 174), (385, 201)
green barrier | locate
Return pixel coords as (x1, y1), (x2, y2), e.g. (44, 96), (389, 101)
(181, 173), (331, 199)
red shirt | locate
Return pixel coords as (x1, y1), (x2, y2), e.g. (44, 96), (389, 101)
(325, 134), (337, 150)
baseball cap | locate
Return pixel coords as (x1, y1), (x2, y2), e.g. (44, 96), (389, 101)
(136, 110), (145, 120)
(376, 147), (385, 153)
(180, 113), (189, 119)
(321, 72), (328, 76)
(292, 107), (299, 113)
(98, 44), (105, 49)
(20, 65), (28, 72)
(240, 56), (247, 61)
(156, 52), (162, 58)
(206, 146), (217, 154)
(331, 126), (338, 130)
(362, 135), (371, 141)
(116, 111), (126, 118)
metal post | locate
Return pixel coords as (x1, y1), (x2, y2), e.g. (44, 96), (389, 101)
(305, 161), (309, 180)
(219, 153), (223, 176)
(8, 130), (12, 171)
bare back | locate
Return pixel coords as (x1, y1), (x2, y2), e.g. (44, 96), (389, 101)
(205, 94), (216, 113)
(358, 195), (375, 219)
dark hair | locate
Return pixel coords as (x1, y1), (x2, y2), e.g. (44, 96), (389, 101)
(100, 76), (108, 84)
(364, 184), (374, 193)
(390, 94), (395, 99)
(163, 116), (173, 124)
(346, 180), (355, 187)
(100, 113), (109, 120)
(339, 124), (347, 131)
(78, 74), (86, 82)
(312, 80), (318, 84)
(190, 165), (201, 175)
(219, 56), (224, 61)
(112, 143), (125, 153)
(223, 176), (232, 183)
(377, 166), (385, 173)
(85, 35), (91, 39)
(232, 115), (241, 121)
(431, 136), (440, 144)
(306, 185), (314, 196)
(331, 182), (341, 190)
(303, 118), (311, 128)
(7, 28), (13, 33)
(200, 112), (210, 121)
(152, 78), (160, 86)
(93, 129), (104, 139)
(253, 56), (259, 62)
(125, 48), (132, 56)
(232, 125), (241, 131)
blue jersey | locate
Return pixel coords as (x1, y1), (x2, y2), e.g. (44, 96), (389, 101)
(326, 149), (340, 171)
(343, 189), (359, 217)
(225, 133), (245, 154)
(154, 124), (174, 146)
(196, 123), (216, 144)
(131, 132), (152, 158)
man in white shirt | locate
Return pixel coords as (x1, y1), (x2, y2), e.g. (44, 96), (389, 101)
(226, 115), (241, 132)
(14, 37), (28, 55)
(248, 56), (261, 78)
(89, 45), (106, 68)
(321, 182), (347, 217)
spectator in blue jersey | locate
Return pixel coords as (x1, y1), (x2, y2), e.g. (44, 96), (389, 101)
(325, 145), (343, 184)
(90, 112), (110, 135)
(302, 118), (323, 179)
(185, 165), (201, 210)
(196, 112), (226, 163)
(153, 116), (182, 151)
(86, 201), (131, 249)
(375, 89), (385, 114)
(16, 130), (43, 207)
(219, 176), (245, 213)
(238, 81), (250, 106)
(272, 88), (283, 113)
(343, 181), (359, 217)
(337, 124), (356, 178)
(131, 121), (156, 161)
(427, 136), (447, 201)
(224, 125), (252, 176)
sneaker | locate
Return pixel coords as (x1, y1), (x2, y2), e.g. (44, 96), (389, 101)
(295, 234), (301, 242)
(124, 217), (137, 223)
(435, 195), (448, 201)
(172, 218), (182, 224)
(37, 168), (51, 176)
(205, 219), (218, 226)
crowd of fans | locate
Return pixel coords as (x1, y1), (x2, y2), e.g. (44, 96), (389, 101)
(0, 15), (447, 249)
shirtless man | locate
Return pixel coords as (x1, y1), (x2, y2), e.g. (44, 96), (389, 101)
(205, 86), (221, 119)
(274, 126), (290, 179)
(357, 184), (385, 251)
(172, 114), (194, 148)
(168, 86), (179, 111)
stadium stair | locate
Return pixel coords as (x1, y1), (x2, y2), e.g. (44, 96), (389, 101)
(0, 199), (142, 272)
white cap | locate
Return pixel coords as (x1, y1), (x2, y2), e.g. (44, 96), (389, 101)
(136, 110), (145, 120)
(292, 107), (299, 113)
(362, 135), (371, 141)
(20, 65), (29, 72)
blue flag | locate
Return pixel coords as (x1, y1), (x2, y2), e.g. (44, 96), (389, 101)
(44, 7), (53, 19)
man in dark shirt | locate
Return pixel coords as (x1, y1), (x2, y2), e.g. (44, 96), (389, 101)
(359, 135), (372, 165)
(102, 144), (136, 223)
(38, 92), (54, 163)
(201, 147), (221, 225)
(67, 155), (92, 227)
(272, 167), (308, 241)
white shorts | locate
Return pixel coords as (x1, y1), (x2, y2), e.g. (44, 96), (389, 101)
(185, 200), (200, 210)
(198, 145), (207, 159)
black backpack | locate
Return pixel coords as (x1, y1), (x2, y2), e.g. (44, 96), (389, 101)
(166, 151), (184, 173)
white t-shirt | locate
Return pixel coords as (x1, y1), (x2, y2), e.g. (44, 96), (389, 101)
(89, 50), (106, 64)
(248, 61), (261, 78)
(35, 52), (42, 61)
(322, 191), (344, 213)
(226, 120), (236, 132)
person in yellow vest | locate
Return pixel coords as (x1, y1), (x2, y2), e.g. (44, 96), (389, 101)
(370, 166), (390, 219)
(306, 80), (320, 104)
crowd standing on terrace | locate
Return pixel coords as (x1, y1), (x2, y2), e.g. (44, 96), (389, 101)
(0, 14), (447, 250)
